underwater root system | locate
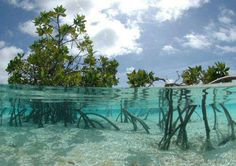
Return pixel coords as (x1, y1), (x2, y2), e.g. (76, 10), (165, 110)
(116, 108), (150, 133)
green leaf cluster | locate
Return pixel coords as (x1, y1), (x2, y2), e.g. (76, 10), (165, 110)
(181, 62), (230, 85)
(182, 66), (203, 85)
(127, 69), (159, 87)
(202, 62), (230, 84)
(81, 55), (119, 87)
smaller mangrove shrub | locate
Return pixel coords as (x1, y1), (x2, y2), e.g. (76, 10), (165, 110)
(127, 69), (159, 87)
(182, 62), (230, 85)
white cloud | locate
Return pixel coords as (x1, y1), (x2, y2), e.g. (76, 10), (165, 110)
(189, 8), (236, 55)
(7, 0), (35, 11)
(187, 7), (236, 54)
(11, 0), (145, 57)
(212, 26), (236, 42)
(0, 42), (23, 83)
(116, 0), (149, 15)
(218, 16), (233, 25)
(182, 33), (211, 49)
(91, 20), (142, 57)
(126, 66), (135, 74)
(9, 0), (210, 57)
(218, 8), (235, 25)
(204, 8), (236, 42)
(216, 45), (236, 53)
(153, 0), (209, 22)
(162, 45), (178, 54)
(19, 20), (37, 37)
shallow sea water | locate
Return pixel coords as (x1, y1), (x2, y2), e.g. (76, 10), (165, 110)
(1, 84), (236, 166)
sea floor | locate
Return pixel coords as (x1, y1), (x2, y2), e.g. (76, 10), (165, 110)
(1, 116), (236, 166)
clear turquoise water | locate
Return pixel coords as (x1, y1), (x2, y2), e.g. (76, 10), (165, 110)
(1, 83), (236, 108)
(1, 83), (236, 165)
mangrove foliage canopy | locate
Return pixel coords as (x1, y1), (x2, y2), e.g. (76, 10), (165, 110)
(6, 5), (119, 87)
(126, 61), (231, 88)
(182, 62), (230, 85)
(127, 69), (160, 87)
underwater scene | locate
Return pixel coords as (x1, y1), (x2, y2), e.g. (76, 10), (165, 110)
(1, 83), (236, 166)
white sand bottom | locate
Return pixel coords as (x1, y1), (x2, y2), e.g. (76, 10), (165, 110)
(1, 117), (236, 166)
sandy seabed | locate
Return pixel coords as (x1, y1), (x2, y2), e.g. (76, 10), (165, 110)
(1, 115), (236, 166)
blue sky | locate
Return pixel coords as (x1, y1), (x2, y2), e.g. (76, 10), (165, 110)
(0, 0), (236, 86)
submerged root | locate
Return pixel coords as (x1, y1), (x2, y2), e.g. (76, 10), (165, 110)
(201, 139), (214, 151)
(201, 89), (214, 151)
(86, 113), (120, 130)
(218, 136), (234, 146)
(159, 105), (196, 150)
(176, 128), (189, 150)
(117, 108), (150, 133)
(77, 109), (120, 131)
(157, 108), (166, 131)
(0, 108), (7, 126)
(9, 99), (26, 127)
(211, 104), (219, 130)
(137, 109), (151, 120)
(220, 103), (236, 140)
